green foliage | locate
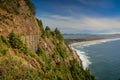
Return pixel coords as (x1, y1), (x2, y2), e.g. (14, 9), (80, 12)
(56, 44), (67, 58)
(0, 0), (95, 79)
(9, 32), (23, 49)
(36, 48), (53, 76)
(36, 18), (46, 38)
(0, 56), (41, 80)
(0, 34), (95, 80)
(54, 28), (64, 41)
(36, 48), (45, 56)
(45, 26), (51, 31)
(70, 60), (96, 80)
(25, 0), (36, 15)
(40, 26), (63, 41)
(1, 36), (10, 47)
(44, 26), (52, 38)
(36, 18), (44, 32)
(0, 36), (8, 56)
(1, 49), (8, 55)
(9, 32), (30, 54)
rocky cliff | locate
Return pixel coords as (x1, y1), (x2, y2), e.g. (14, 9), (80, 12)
(0, 0), (95, 80)
(0, 0), (40, 36)
(0, 0), (41, 52)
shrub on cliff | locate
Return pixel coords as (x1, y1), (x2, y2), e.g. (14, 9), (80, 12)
(36, 48), (45, 56)
(70, 60), (96, 80)
(9, 32), (23, 49)
(56, 44), (67, 58)
(45, 26), (52, 38)
(8, 32), (29, 54)
(1, 35), (10, 47)
(0, 36), (8, 56)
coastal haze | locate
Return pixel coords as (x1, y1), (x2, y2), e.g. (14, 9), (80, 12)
(63, 33), (120, 43)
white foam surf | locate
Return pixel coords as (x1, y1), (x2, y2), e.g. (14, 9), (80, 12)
(70, 38), (120, 70)
(71, 47), (91, 70)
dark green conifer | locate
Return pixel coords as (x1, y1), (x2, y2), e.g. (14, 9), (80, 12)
(54, 28), (63, 41)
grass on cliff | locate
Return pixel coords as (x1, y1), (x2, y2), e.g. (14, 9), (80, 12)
(36, 45), (95, 80)
(35, 23), (95, 79)
(0, 31), (95, 80)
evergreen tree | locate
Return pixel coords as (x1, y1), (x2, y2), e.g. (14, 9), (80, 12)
(45, 26), (51, 38)
(54, 28), (63, 41)
(45, 26), (51, 32)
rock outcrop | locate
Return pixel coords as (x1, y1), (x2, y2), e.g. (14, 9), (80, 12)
(21, 35), (40, 52)
(0, 0), (40, 36)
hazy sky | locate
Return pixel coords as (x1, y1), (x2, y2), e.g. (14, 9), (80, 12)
(32, 0), (120, 34)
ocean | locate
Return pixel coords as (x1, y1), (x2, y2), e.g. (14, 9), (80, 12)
(72, 39), (120, 80)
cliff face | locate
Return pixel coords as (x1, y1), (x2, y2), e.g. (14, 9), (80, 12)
(0, 0), (41, 52)
(21, 35), (40, 52)
(0, 0), (95, 80)
(0, 0), (40, 36)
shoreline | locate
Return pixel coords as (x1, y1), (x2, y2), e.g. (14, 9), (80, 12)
(70, 38), (120, 46)
(69, 38), (120, 70)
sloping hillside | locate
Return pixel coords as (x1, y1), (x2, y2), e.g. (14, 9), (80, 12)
(0, 0), (95, 80)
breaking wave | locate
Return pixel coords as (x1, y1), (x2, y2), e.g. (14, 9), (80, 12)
(70, 38), (120, 70)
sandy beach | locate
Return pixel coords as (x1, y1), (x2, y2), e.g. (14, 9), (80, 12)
(70, 38), (120, 46)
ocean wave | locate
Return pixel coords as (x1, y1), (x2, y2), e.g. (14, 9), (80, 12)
(70, 38), (120, 70)
(71, 47), (91, 70)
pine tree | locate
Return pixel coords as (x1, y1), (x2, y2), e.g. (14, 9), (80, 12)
(45, 26), (51, 32)
(54, 28), (63, 41)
